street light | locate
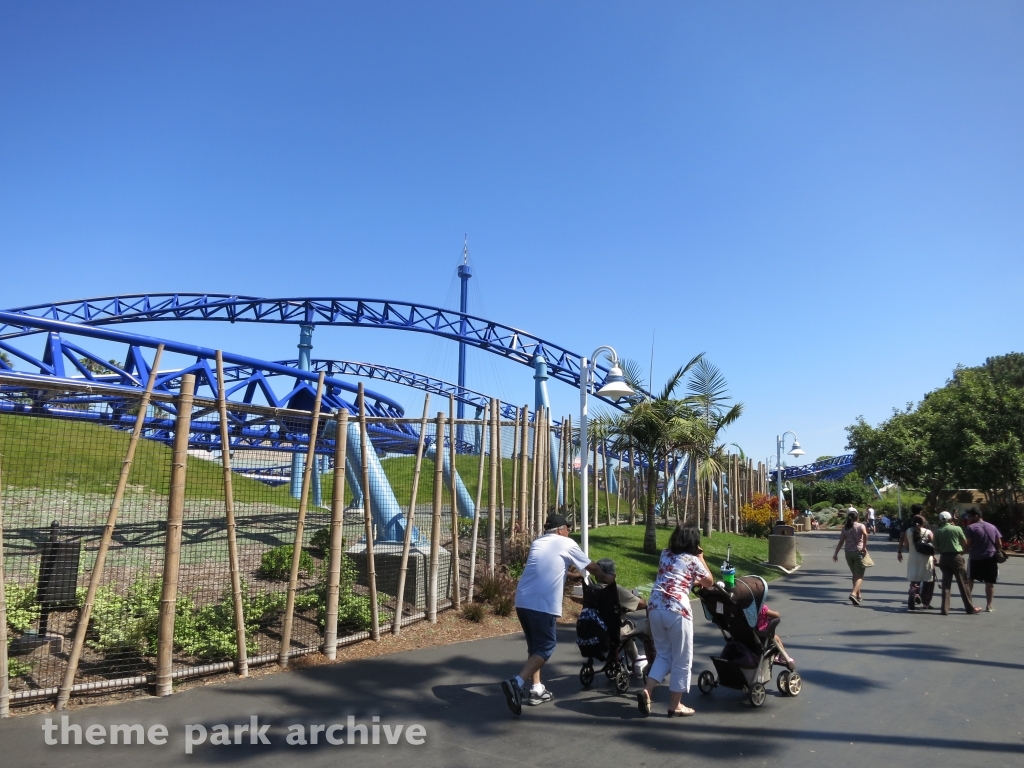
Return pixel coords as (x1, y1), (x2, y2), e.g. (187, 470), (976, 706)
(782, 481), (796, 514)
(580, 346), (633, 558)
(776, 432), (805, 524)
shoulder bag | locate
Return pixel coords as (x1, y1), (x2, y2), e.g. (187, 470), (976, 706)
(913, 529), (935, 557)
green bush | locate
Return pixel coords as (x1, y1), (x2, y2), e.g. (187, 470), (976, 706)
(5, 581), (40, 633)
(310, 527), (331, 552)
(811, 501), (832, 513)
(462, 602), (486, 622)
(258, 544), (315, 580)
(88, 575), (191, 656)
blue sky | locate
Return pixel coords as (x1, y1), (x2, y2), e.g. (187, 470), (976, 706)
(2, 2), (1022, 463)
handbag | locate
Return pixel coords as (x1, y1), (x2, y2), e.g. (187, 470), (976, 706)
(858, 550), (875, 568)
(913, 530), (936, 557)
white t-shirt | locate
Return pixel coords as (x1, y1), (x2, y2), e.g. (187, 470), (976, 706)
(867, 508), (876, 520)
(514, 533), (591, 616)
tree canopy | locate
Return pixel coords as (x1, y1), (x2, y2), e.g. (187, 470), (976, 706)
(846, 354), (1024, 516)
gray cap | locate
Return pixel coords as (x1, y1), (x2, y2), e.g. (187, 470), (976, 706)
(596, 558), (616, 577)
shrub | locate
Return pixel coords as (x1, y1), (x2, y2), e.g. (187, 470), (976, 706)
(742, 494), (793, 538)
(457, 518), (475, 540)
(477, 570), (516, 604)
(811, 507), (839, 525)
(811, 501), (832, 513)
(310, 527), (331, 552)
(258, 544), (315, 580)
(7, 657), (32, 678)
(504, 532), (532, 579)
(5, 581), (40, 633)
(492, 595), (515, 617)
(507, 561), (525, 581)
(462, 602), (486, 622)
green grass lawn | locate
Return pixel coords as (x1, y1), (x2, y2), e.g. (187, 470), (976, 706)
(571, 524), (778, 590)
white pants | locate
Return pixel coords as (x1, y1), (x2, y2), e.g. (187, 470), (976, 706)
(647, 608), (694, 694)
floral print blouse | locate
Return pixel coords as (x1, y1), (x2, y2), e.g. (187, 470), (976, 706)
(648, 550), (710, 619)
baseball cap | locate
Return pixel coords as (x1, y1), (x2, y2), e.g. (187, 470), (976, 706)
(960, 510), (972, 520)
(544, 513), (568, 530)
(938, 511), (952, 521)
(596, 558), (616, 577)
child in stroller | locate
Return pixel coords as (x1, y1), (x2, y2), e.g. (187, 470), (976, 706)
(695, 575), (802, 708)
(575, 559), (649, 693)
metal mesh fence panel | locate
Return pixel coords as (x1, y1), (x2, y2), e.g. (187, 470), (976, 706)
(1, 375), (521, 708)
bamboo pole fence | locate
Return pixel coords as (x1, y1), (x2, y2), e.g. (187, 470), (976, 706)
(447, 396), (462, 608)
(56, 345), (165, 709)
(0, 460), (8, 718)
(358, 384), (381, 639)
(279, 371), (326, 668)
(155, 373), (195, 696)
(324, 408), (349, 654)
(214, 351), (249, 676)
(392, 395), (430, 634)
(428, 411), (445, 623)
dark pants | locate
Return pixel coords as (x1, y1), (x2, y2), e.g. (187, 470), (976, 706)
(937, 553), (975, 614)
(908, 580), (935, 609)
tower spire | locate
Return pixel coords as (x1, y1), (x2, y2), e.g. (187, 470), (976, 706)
(456, 238), (473, 445)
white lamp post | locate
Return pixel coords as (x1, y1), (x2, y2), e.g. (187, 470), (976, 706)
(580, 346), (633, 558)
(775, 432), (805, 523)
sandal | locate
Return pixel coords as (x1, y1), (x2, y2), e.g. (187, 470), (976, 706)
(668, 706), (695, 717)
(637, 690), (651, 717)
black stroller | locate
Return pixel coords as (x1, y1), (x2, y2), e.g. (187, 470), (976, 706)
(575, 580), (633, 695)
(695, 575), (802, 708)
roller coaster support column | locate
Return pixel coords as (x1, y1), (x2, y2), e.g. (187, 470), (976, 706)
(291, 324), (322, 504)
(456, 261), (473, 447)
(533, 354), (561, 507)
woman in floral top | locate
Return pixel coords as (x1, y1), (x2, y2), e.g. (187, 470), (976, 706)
(637, 525), (713, 718)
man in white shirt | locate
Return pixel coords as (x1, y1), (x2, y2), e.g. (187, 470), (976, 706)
(866, 506), (876, 534)
(501, 513), (614, 716)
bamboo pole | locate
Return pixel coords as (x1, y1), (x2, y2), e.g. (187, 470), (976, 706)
(325, 408), (350, 653)
(519, 406), (530, 533)
(532, 409), (540, 536)
(558, 419), (567, 514)
(448, 395), (461, 608)
(615, 457), (622, 526)
(0, 459), (8, 717)
(497, 409), (507, 565)
(392, 395), (429, 635)
(56, 346), (165, 709)
(602, 441), (613, 528)
(428, 411), (445, 623)
(156, 372), (195, 697)
(567, 415), (576, 529)
(468, 406), (487, 600)
(511, 408), (520, 531)
(487, 398), (498, 573)
(214, 351), (249, 676)
(279, 371), (326, 667)
(628, 447), (637, 525)
(682, 453), (692, 526)
(541, 409), (550, 523)
(358, 384), (381, 639)
(592, 435), (599, 530)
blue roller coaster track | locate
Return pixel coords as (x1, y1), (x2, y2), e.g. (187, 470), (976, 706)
(0, 294), (646, 406)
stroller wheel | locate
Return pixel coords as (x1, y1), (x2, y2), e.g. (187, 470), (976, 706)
(748, 682), (767, 708)
(580, 664), (595, 688)
(697, 670), (716, 695)
(777, 670), (790, 695)
(605, 664), (617, 680)
(786, 672), (802, 696)
(615, 668), (630, 694)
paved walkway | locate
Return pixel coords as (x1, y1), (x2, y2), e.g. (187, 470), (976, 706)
(2, 531), (1022, 767)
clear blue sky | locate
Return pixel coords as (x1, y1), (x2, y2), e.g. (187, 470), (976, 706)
(2, 2), (1022, 463)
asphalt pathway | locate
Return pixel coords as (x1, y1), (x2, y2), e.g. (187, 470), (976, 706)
(2, 531), (1022, 767)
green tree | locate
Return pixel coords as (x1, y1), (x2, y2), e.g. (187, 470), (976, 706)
(597, 355), (711, 553)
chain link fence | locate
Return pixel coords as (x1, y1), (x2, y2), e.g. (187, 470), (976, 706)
(0, 375), (569, 712)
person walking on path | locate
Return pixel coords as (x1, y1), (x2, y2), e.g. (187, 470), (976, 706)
(637, 525), (713, 719)
(934, 511), (981, 615)
(897, 513), (936, 610)
(833, 509), (870, 605)
(866, 505), (876, 534)
(500, 513), (614, 716)
(963, 509), (1004, 612)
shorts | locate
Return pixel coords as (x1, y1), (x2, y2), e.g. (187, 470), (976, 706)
(516, 607), (558, 660)
(969, 556), (999, 584)
(845, 551), (866, 578)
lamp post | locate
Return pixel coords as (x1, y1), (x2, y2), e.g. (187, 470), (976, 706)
(782, 481), (796, 514)
(580, 346), (633, 558)
(775, 432), (805, 523)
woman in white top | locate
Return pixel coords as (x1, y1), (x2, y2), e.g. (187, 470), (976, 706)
(897, 513), (936, 610)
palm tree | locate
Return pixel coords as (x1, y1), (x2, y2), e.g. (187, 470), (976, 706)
(687, 358), (744, 536)
(597, 354), (711, 553)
